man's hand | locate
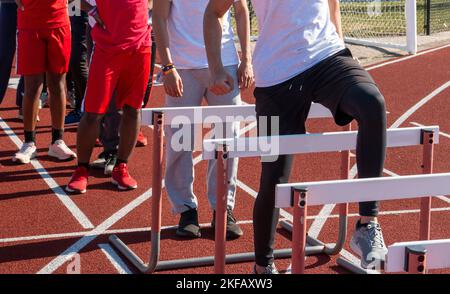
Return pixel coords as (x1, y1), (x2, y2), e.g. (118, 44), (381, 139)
(209, 68), (234, 95)
(15, 0), (24, 11)
(237, 60), (254, 89)
(163, 70), (184, 97)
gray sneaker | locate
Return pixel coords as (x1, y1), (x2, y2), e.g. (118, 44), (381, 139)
(253, 263), (279, 274)
(350, 220), (388, 270)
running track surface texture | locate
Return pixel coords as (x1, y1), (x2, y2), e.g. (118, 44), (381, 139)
(0, 45), (449, 274)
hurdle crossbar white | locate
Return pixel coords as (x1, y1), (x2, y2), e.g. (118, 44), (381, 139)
(275, 173), (450, 207)
(386, 239), (450, 273)
(203, 126), (440, 160)
(141, 103), (333, 126)
(275, 173), (450, 274)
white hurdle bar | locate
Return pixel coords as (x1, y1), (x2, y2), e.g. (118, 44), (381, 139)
(386, 239), (450, 274)
(141, 103), (333, 126)
(275, 173), (450, 274)
(206, 126), (439, 273)
(108, 104), (334, 274)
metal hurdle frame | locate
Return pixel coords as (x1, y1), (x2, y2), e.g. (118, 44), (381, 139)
(386, 239), (450, 274)
(276, 173), (450, 274)
(108, 103), (334, 273)
(205, 126), (440, 273)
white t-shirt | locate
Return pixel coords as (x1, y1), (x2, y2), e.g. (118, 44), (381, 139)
(168, 0), (239, 69)
(251, 0), (346, 87)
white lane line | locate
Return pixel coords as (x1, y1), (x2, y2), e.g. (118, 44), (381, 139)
(410, 122), (450, 139)
(4, 207), (450, 244)
(0, 117), (94, 230)
(98, 243), (133, 274)
(237, 179), (293, 222)
(307, 205), (336, 239)
(0, 220), (254, 244)
(366, 44), (450, 71)
(391, 81), (450, 128)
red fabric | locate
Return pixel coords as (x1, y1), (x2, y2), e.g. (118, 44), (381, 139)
(91, 0), (151, 53)
(17, 26), (71, 75)
(84, 46), (151, 114)
(17, 0), (69, 30)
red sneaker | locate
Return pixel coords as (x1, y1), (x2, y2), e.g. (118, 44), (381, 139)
(112, 163), (138, 190)
(66, 166), (89, 194)
(136, 130), (148, 147)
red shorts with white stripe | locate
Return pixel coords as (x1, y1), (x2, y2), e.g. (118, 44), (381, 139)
(83, 45), (151, 114)
(17, 25), (71, 75)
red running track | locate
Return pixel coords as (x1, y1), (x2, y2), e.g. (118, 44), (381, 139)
(0, 45), (449, 274)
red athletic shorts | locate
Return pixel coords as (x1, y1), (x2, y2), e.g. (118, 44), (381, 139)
(17, 25), (71, 75)
(83, 46), (151, 114)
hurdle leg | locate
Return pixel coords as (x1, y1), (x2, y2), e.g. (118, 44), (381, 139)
(405, 245), (428, 274)
(292, 188), (308, 274)
(215, 146), (228, 274)
(420, 130), (434, 240)
(108, 111), (164, 274)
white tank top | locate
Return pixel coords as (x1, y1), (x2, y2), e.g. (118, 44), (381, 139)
(168, 0), (239, 69)
(251, 0), (345, 87)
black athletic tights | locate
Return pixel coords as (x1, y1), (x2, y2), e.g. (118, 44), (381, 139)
(253, 76), (387, 267)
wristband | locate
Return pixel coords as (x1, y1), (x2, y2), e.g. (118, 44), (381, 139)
(162, 63), (175, 75)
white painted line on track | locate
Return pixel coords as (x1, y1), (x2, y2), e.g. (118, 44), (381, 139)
(0, 117), (94, 229)
(366, 44), (450, 71)
(391, 81), (450, 128)
(98, 243), (133, 274)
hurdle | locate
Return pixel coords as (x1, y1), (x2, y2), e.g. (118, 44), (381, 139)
(204, 126), (440, 273)
(385, 239), (450, 274)
(275, 173), (450, 274)
(108, 103), (334, 274)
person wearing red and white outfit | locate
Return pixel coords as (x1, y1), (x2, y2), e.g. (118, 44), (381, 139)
(12, 0), (77, 164)
(66, 0), (152, 194)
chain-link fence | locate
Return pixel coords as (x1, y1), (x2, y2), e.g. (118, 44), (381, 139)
(246, 0), (450, 37)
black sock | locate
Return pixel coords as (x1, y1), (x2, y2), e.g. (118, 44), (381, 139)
(78, 162), (90, 170)
(24, 131), (36, 143)
(115, 158), (128, 167)
(51, 128), (64, 144)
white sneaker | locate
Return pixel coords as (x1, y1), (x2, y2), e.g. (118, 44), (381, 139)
(12, 142), (37, 164)
(48, 139), (77, 161)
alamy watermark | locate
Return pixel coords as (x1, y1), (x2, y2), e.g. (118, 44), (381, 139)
(167, 112), (281, 162)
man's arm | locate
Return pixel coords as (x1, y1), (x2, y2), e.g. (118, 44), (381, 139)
(204, 0), (235, 95)
(328, 0), (343, 40)
(233, 0), (254, 89)
(148, 0), (153, 11)
(153, 0), (183, 97)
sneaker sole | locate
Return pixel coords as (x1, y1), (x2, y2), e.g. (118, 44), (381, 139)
(65, 186), (86, 194)
(176, 228), (201, 238)
(48, 149), (77, 161)
(12, 151), (37, 164)
(111, 179), (137, 191)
